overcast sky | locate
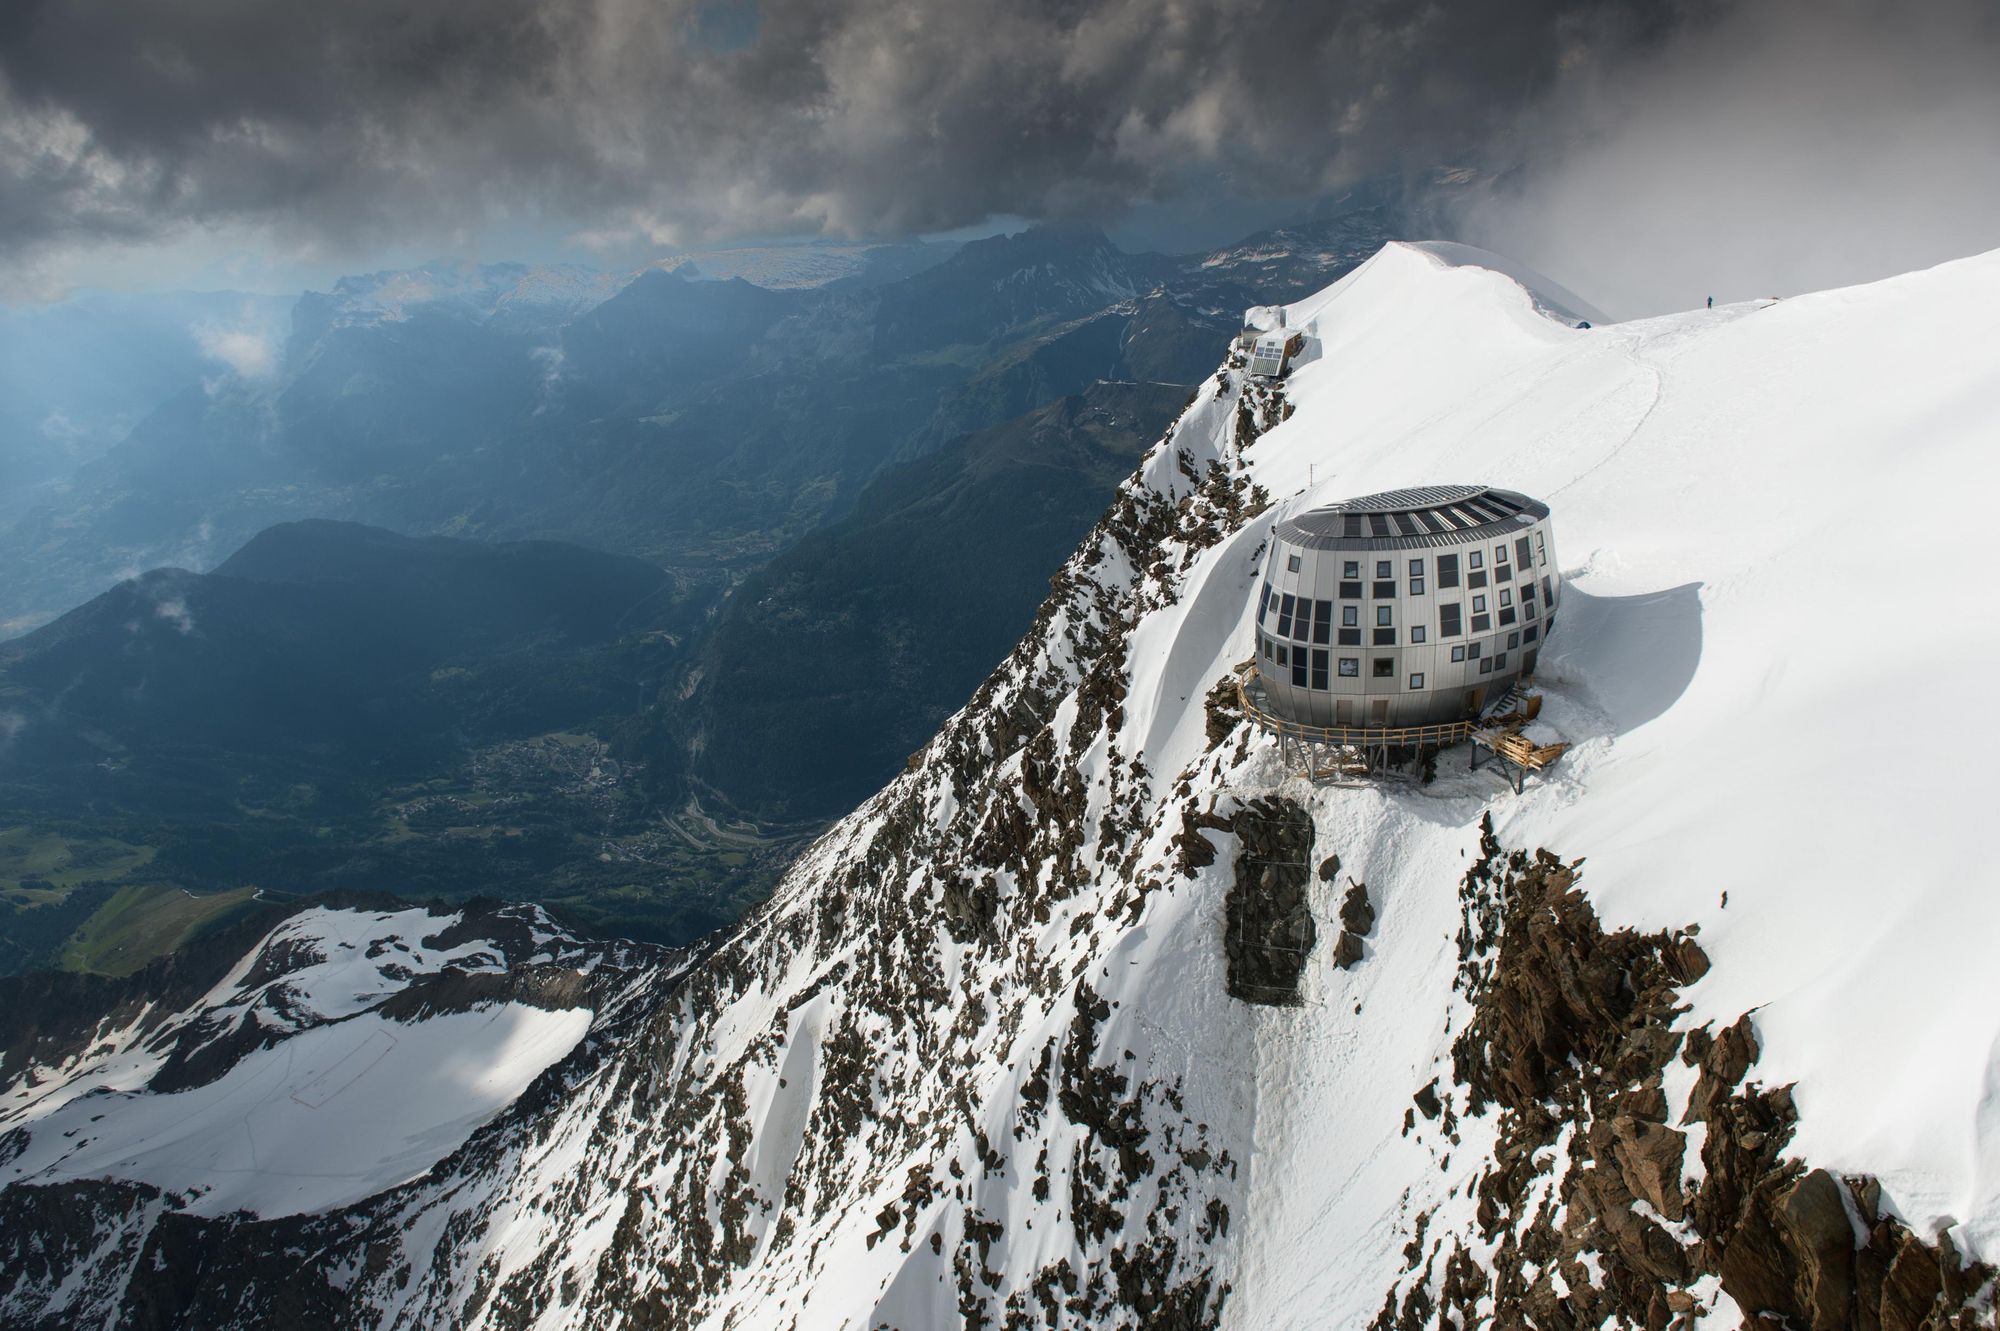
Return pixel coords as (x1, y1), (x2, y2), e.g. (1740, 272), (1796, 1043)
(3, 0), (1997, 313)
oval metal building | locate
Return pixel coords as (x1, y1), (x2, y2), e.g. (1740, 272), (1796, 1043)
(1251, 485), (1560, 727)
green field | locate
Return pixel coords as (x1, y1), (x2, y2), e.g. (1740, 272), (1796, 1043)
(0, 826), (156, 899)
(60, 884), (262, 977)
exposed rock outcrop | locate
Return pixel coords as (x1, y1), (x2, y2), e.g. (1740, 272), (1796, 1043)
(1375, 816), (1996, 1331)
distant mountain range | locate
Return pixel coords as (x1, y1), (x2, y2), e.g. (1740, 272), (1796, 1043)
(0, 187), (1433, 972)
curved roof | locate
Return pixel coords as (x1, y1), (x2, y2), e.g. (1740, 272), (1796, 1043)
(1275, 485), (1550, 551)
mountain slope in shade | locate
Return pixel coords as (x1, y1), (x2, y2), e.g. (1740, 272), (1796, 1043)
(5, 242), (1999, 1329)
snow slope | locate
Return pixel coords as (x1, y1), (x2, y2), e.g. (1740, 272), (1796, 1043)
(7, 240), (1998, 1329)
(1, 904), (600, 1218)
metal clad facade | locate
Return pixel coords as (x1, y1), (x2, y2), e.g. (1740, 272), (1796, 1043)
(1252, 486), (1561, 726)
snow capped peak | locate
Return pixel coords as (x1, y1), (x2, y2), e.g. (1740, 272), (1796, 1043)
(8, 241), (2000, 1328)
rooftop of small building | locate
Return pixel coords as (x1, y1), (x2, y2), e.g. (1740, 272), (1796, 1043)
(1276, 485), (1549, 550)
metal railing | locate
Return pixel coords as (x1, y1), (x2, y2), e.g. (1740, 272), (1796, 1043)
(1232, 661), (1481, 749)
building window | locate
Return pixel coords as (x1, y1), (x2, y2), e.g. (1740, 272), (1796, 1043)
(1524, 599), (1538, 620)
(1409, 558), (1424, 578)
(1277, 594), (1294, 637)
(1312, 649), (1329, 690)
(1293, 653), (1309, 686)
(1339, 580), (1363, 599)
(1437, 553), (1460, 588)
(1468, 569), (1488, 590)
(1342, 605), (1359, 626)
(1339, 656), (1359, 677)
(1439, 603), (1462, 637)
(1516, 537), (1533, 568)
(1468, 550), (1483, 569)
(1536, 532), (1547, 565)
(1479, 656), (1495, 674)
(1410, 625), (1427, 644)
(1343, 560), (1360, 578)
(1524, 625), (1539, 643)
(1373, 658), (1394, 678)
(1411, 577), (1426, 595)
(1450, 645), (1466, 662)
(1409, 672), (1425, 690)
(1472, 613), (1492, 632)
(1373, 628), (1395, 646)
(1287, 554), (1301, 572)
(1499, 607), (1517, 626)
(1376, 560), (1392, 578)
(1313, 600), (1333, 644)
(1275, 643), (1288, 667)
(1493, 653), (1508, 670)
(1495, 543), (1510, 565)
(1467, 641), (1482, 658)
(1472, 595), (1487, 613)
(1339, 629), (1361, 646)
(1376, 606), (1393, 625)
(1499, 588), (1513, 606)
(1373, 580), (1396, 598)
(1542, 575), (1555, 605)
(1508, 631), (1521, 649)
(1293, 603), (1311, 641)
(1261, 637), (1272, 660)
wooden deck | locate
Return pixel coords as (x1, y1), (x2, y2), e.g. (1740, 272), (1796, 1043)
(1233, 661), (1568, 789)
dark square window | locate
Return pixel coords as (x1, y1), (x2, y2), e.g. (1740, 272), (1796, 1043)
(1376, 560), (1392, 578)
(1287, 554), (1301, 572)
(1339, 580), (1363, 599)
(1408, 558), (1424, 577)
(1338, 628), (1361, 646)
(1468, 569), (1488, 590)
(1410, 577), (1426, 595)
(1439, 603), (1462, 637)
(1542, 575), (1555, 605)
(1479, 656), (1495, 674)
(1508, 631), (1521, 649)
(1468, 550), (1483, 569)
(1472, 595), (1487, 613)
(1410, 625), (1427, 644)
(1524, 625), (1539, 643)
(1339, 657), (1359, 677)
(1376, 606), (1393, 625)
(1516, 537), (1533, 568)
(1471, 613), (1492, 632)
(1373, 658), (1395, 678)
(1499, 607), (1517, 626)
(1524, 599), (1539, 620)
(1311, 649), (1329, 690)
(1313, 600), (1333, 644)
(1292, 654), (1309, 686)
(1494, 652), (1508, 670)
(1450, 645), (1466, 662)
(1373, 627), (1395, 645)
(1373, 580), (1396, 598)
(1437, 554), (1460, 588)
(1468, 641), (1482, 658)
(1342, 605), (1358, 626)
(1343, 561), (1360, 578)
(1409, 672), (1425, 690)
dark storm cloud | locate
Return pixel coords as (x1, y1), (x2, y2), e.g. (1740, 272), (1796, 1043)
(0, 0), (1691, 264)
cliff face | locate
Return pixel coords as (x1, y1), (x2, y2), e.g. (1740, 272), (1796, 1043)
(6, 242), (2000, 1330)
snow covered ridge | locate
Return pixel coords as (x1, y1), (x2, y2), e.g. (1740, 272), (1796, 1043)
(0, 901), (664, 1223)
(6, 241), (2000, 1329)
